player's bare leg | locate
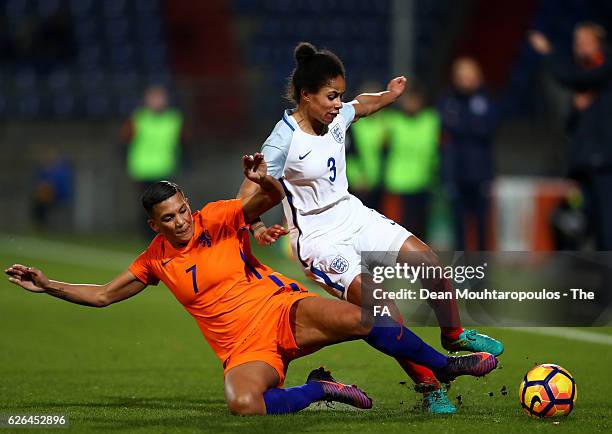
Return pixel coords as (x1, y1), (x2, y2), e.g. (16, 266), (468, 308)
(397, 235), (504, 356)
(396, 235), (461, 334)
(292, 296), (371, 346)
(346, 274), (454, 413)
(291, 297), (498, 383)
(224, 345), (371, 415)
(347, 274), (440, 388)
(224, 361), (280, 415)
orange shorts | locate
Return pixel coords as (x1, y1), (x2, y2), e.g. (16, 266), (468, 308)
(223, 285), (318, 386)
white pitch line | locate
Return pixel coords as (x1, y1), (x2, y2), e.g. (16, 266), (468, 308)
(0, 234), (136, 271)
(512, 327), (612, 346)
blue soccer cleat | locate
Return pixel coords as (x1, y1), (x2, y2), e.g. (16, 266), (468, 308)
(442, 329), (504, 356)
(307, 367), (373, 409)
(422, 388), (456, 415)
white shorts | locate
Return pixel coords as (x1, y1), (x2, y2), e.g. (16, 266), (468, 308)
(289, 195), (412, 299)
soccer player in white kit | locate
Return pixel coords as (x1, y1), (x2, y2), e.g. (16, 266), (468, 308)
(238, 42), (504, 414)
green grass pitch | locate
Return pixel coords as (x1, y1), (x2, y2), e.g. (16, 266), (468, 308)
(1, 233), (611, 433)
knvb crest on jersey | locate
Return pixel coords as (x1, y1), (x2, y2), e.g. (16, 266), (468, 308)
(330, 124), (344, 143)
(198, 229), (212, 247)
(330, 255), (349, 274)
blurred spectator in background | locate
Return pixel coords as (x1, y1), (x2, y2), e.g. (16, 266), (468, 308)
(438, 57), (499, 251)
(121, 85), (187, 236)
(384, 81), (439, 240)
(31, 149), (73, 230)
(530, 23), (612, 250)
(121, 85), (187, 190)
(550, 187), (588, 250)
(346, 82), (387, 210)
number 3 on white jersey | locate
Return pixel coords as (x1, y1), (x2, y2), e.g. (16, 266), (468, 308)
(327, 157), (336, 182)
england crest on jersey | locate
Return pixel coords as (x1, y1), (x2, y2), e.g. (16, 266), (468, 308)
(330, 124), (344, 143)
(330, 255), (349, 274)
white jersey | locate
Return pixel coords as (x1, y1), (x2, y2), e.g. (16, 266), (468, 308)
(262, 103), (355, 240)
(262, 102), (411, 297)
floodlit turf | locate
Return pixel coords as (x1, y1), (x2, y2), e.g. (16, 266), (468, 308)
(1, 233), (611, 433)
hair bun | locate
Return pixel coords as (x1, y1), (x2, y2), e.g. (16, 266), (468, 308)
(294, 42), (317, 64)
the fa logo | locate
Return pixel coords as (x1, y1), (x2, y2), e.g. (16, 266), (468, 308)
(198, 229), (212, 247)
(330, 124), (344, 143)
(374, 305), (392, 316)
(330, 255), (349, 274)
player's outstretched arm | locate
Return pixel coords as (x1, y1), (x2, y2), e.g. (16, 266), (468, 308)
(5, 264), (147, 308)
(529, 30), (611, 90)
(352, 76), (407, 119)
(240, 153), (286, 223)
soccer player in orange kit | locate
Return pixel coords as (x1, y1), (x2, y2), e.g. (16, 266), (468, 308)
(5, 154), (498, 416)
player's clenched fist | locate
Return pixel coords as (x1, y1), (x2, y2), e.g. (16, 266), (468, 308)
(5, 264), (50, 293)
(387, 76), (407, 98)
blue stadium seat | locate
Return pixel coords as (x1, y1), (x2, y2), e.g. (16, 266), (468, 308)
(1, 0), (172, 119)
(228, 0), (392, 118)
(69, 0), (92, 16)
(84, 92), (112, 118)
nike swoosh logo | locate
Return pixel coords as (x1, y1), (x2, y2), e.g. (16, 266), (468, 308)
(298, 150), (312, 160)
(162, 258), (175, 267)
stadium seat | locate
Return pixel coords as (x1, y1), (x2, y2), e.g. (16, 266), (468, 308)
(1, 0), (171, 119)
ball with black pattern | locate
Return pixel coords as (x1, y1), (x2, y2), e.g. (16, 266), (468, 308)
(519, 363), (577, 417)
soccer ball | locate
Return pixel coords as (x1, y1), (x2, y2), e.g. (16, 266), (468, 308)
(519, 363), (577, 417)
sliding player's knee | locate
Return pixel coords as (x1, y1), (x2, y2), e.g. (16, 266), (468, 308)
(343, 304), (373, 336)
(227, 392), (264, 416)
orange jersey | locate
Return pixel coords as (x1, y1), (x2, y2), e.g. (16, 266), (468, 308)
(129, 199), (307, 365)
